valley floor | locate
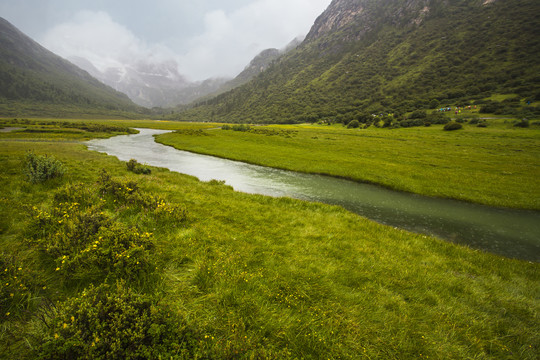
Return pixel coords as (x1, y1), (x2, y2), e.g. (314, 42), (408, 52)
(0, 119), (538, 359)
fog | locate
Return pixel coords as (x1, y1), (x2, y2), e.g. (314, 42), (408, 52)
(2, 0), (332, 81)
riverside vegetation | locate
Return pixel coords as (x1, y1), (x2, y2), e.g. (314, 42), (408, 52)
(0, 119), (539, 359)
(156, 118), (540, 210)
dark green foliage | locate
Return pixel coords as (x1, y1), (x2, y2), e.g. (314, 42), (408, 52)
(1, 118), (138, 134)
(408, 110), (427, 119)
(347, 120), (360, 128)
(514, 119), (530, 128)
(444, 121), (463, 131)
(24, 152), (65, 184)
(126, 159), (151, 175)
(226, 124), (251, 132)
(35, 282), (195, 360)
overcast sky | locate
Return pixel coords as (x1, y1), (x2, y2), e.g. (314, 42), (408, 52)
(1, 0), (332, 81)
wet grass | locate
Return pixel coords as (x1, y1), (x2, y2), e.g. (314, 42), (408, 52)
(0, 121), (538, 358)
(155, 122), (540, 210)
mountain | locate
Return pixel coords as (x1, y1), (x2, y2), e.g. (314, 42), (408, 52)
(69, 56), (231, 108)
(177, 0), (540, 124)
(175, 36), (305, 109)
(218, 36), (305, 94)
(0, 17), (141, 117)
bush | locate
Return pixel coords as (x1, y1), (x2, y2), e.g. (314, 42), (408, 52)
(347, 120), (360, 128)
(35, 282), (195, 360)
(408, 110), (427, 119)
(514, 119), (530, 128)
(443, 121), (463, 131)
(126, 159), (151, 175)
(24, 152), (65, 184)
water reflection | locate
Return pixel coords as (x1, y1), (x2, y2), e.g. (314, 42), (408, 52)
(86, 128), (540, 262)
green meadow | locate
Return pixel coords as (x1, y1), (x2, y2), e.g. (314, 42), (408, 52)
(0, 119), (539, 359)
(155, 121), (540, 210)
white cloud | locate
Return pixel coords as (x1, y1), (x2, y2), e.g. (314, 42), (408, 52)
(179, 0), (331, 80)
(41, 10), (176, 73)
(39, 0), (332, 81)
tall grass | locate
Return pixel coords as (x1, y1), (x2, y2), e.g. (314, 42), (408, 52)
(0, 121), (538, 359)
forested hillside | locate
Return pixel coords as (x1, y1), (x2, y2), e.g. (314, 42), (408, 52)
(176, 0), (540, 124)
(0, 18), (142, 117)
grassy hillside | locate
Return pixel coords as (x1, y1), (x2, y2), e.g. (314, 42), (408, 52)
(0, 120), (538, 359)
(0, 18), (144, 118)
(175, 0), (540, 124)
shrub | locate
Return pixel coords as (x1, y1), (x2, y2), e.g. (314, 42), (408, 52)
(28, 206), (158, 284)
(54, 183), (98, 208)
(126, 159), (151, 175)
(35, 282), (196, 360)
(443, 121), (463, 131)
(514, 119), (530, 128)
(408, 110), (427, 119)
(24, 152), (65, 184)
(347, 120), (360, 128)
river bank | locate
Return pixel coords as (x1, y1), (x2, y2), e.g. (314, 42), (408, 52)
(1, 119), (538, 359)
(155, 123), (540, 210)
(87, 128), (540, 262)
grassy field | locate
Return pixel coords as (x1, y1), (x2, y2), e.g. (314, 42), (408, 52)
(155, 121), (540, 210)
(0, 119), (538, 359)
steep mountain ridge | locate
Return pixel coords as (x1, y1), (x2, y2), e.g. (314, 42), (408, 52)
(178, 0), (539, 124)
(0, 17), (140, 116)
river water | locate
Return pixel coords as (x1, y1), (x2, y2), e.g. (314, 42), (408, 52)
(86, 128), (540, 262)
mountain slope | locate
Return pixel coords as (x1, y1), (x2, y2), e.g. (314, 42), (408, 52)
(177, 0), (540, 123)
(0, 17), (141, 116)
(179, 37), (305, 108)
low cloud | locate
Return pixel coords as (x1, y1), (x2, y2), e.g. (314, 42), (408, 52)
(179, 0), (331, 80)
(41, 11), (175, 73)
(40, 0), (331, 81)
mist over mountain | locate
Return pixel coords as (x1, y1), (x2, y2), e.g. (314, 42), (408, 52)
(0, 17), (140, 117)
(68, 55), (231, 108)
(177, 0), (540, 124)
(70, 35), (304, 109)
(190, 36), (305, 104)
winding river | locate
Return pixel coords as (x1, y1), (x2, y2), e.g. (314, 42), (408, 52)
(86, 128), (540, 262)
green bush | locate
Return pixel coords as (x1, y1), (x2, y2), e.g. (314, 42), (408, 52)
(28, 175), (187, 284)
(126, 159), (151, 175)
(443, 121), (463, 131)
(514, 119), (530, 128)
(408, 110), (427, 119)
(346, 120), (360, 128)
(35, 282), (195, 360)
(24, 152), (65, 184)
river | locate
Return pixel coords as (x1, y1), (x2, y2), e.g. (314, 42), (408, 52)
(86, 128), (540, 262)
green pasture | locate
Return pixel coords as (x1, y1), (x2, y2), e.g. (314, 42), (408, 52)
(156, 122), (540, 210)
(0, 120), (538, 359)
